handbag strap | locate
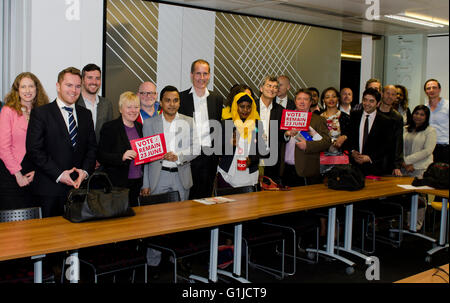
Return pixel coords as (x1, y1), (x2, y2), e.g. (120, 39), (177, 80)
(86, 171), (114, 193)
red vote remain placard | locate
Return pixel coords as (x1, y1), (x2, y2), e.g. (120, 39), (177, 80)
(280, 110), (312, 131)
(130, 134), (167, 165)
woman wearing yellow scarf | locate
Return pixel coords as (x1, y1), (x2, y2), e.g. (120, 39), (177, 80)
(217, 92), (265, 188)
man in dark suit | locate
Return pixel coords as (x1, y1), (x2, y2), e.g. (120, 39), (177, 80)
(178, 59), (224, 199)
(76, 63), (113, 143)
(26, 67), (97, 217)
(348, 88), (393, 176)
(256, 76), (284, 184)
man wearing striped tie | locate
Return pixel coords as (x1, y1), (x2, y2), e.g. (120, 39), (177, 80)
(26, 67), (97, 217)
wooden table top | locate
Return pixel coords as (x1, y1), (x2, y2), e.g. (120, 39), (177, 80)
(0, 176), (416, 262)
(415, 188), (449, 199)
(395, 264), (449, 283)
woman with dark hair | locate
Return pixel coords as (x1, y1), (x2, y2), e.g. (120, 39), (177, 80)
(394, 85), (412, 125)
(401, 105), (436, 178)
(0, 72), (49, 210)
(217, 92), (263, 188)
(319, 87), (351, 156)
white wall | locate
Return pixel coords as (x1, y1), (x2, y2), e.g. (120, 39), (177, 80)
(156, 4), (216, 94)
(426, 35), (449, 101)
(30, 0), (103, 100)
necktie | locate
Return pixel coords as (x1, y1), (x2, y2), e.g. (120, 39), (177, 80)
(63, 106), (78, 147)
(362, 114), (369, 153)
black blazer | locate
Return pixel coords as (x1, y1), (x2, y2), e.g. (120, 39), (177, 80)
(178, 88), (224, 152)
(26, 101), (97, 196)
(97, 117), (143, 187)
(348, 110), (393, 176)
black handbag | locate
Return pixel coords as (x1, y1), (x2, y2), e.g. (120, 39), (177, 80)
(63, 171), (135, 223)
(325, 164), (365, 191)
(412, 162), (449, 189)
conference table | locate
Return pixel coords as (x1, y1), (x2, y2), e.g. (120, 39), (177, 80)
(1, 176), (446, 283)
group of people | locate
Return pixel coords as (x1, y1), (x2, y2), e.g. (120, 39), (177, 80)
(0, 59), (448, 224)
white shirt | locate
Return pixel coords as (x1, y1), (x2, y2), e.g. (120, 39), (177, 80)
(359, 110), (377, 153)
(427, 98), (449, 145)
(276, 96), (288, 108)
(339, 105), (351, 115)
(259, 98), (273, 144)
(82, 94), (99, 130)
(190, 87), (212, 147)
(161, 113), (180, 168)
(56, 98), (78, 131)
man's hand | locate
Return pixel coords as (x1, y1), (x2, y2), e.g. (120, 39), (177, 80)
(163, 152), (178, 162)
(59, 168), (77, 187)
(285, 130), (298, 137)
(122, 150), (137, 161)
(392, 168), (402, 176)
(296, 138), (307, 151)
(73, 168), (87, 189)
(141, 188), (150, 196)
(334, 135), (347, 148)
(95, 160), (101, 169)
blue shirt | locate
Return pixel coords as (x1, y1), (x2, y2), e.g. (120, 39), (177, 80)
(140, 102), (160, 121)
(427, 98), (449, 144)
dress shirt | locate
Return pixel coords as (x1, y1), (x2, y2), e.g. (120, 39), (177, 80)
(161, 113), (181, 168)
(259, 98), (273, 143)
(54, 98), (88, 183)
(284, 137), (296, 165)
(339, 105), (351, 115)
(190, 87), (212, 147)
(427, 98), (449, 144)
(82, 95), (99, 130)
(359, 110), (376, 153)
(276, 96), (288, 108)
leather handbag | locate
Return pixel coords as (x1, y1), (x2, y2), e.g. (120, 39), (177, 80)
(63, 171), (135, 223)
(325, 164), (365, 191)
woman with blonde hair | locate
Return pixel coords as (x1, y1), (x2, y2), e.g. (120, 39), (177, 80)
(0, 72), (49, 210)
(98, 91), (143, 206)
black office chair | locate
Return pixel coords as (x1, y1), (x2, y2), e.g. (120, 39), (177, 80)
(138, 191), (211, 283)
(215, 185), (289, 280)
(0, 207), (54, 283)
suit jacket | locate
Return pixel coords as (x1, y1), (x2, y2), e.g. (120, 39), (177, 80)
(348, 110), (393, 176)
(77, 95), (114, 142)
(377, 108), (404, 170)
(97, 117), (143, 187)
(26, 100), (97, 196)
(279, 114), (331, 177)
(142, 113), (199, 192)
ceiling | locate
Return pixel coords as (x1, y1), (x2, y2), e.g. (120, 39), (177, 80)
(160, 0), (449, 36)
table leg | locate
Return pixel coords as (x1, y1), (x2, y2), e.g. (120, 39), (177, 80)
(189, 227), (219, 283)
(31, 254), (45, 283)
(306, 207), (355, 267)
(217, 223), (250, 283)
(390, 194), (436, 243)
(336, 204), (370, 261)
(427, 198), (449, 256)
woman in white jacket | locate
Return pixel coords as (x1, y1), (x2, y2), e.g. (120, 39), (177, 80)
(401, 105), (436, 178)
(401, 105), (436, 230)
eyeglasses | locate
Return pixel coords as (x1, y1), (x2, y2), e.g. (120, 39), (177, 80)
(139, 91), (157, 96)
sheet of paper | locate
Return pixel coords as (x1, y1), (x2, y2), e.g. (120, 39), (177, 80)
(397, 184), (434, 190)
(193, 197), (236, 205)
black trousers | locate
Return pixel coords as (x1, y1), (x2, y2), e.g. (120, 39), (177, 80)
(189, 152), (218, 199)
(35, 195), (67, 218)
(433, 144), (449, 164)
(282, 163), (323, 187)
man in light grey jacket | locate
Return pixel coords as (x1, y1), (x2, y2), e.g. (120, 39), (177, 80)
(141, 85), (198, 201)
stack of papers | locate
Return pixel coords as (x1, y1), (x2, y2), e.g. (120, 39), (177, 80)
(397, 185), (434, 190)
(193, 197), (236, 205)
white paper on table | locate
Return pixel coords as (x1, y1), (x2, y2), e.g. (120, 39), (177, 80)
(397, 184), (435, 190)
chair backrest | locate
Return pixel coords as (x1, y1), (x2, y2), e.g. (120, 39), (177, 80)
(215, 185), (257, 197)
(138, 191), (181, 206)
(0, 207), (42, 222)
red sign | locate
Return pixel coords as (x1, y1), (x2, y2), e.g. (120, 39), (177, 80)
(130, 134), (167, 165)
(280, 110), (312, 131)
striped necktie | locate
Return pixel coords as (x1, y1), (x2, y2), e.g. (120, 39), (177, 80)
(63, 106), (78, 147)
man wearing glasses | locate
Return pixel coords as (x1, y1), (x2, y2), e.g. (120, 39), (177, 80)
(137, 81), (160, 124)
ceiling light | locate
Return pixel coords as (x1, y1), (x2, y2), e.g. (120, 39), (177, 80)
(341, 53), (362, 59)
(384, 15), (445, 28)
(404, 12), (449, 26)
